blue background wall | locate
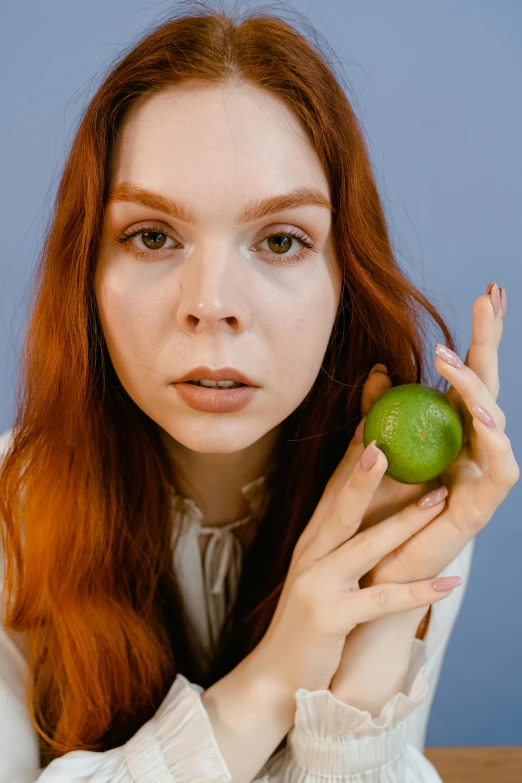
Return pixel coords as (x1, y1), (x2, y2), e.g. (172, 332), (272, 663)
(1, 0), (520, 746)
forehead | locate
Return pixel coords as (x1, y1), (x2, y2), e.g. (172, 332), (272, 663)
(109, 83), (330, 217)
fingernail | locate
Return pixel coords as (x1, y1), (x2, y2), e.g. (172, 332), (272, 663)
(487, 283), (501, 318)
(354, 416), (366, 444)
(472, 402), (496, 429)
(370, 363), (388, 376)
(431, 576), (462, 591)
(417, 485), (449, 509)
(499, 287), (507, 317)
(360, 440), (380, 471)
(435, 343), (464, 368)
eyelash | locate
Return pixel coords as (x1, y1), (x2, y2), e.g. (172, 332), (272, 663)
(115, 222), (316, 263)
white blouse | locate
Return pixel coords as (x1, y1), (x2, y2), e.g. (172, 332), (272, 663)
(0, 427), (476, 782)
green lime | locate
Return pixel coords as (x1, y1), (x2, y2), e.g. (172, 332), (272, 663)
(363, 383), (463, 484)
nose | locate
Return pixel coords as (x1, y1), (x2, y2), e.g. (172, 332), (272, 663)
(175, 252), (251, 334)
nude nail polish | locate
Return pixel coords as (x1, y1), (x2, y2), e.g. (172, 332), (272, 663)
(417, 485), (449, 509)
(431, 576), (462, 591)
(435, 344), (463, 368)
(471, 403), (496, 429)
(487, 283), (501, 318)
(360, 440), (380, 471)
(499, 287), (507, 317)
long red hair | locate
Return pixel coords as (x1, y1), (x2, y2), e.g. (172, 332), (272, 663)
(0, 0), (456, 766)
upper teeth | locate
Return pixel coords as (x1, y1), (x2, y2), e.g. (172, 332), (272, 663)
(192, 379), (240, 387)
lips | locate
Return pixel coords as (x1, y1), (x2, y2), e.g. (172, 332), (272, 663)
(173, 380), (259, 413)
(174, 365), (258, 386)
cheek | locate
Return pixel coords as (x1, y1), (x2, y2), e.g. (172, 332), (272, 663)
(268, 276), (340, 389)
(95, 266), (162, 382)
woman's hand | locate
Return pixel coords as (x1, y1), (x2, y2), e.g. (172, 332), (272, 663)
(329, 284), (518, 703)
(253, 427), (463, 700)
(324, 285), (516, 592)
(360, 284), (518, 591)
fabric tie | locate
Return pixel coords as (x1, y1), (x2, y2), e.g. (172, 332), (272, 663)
(201, 525), (243, 597)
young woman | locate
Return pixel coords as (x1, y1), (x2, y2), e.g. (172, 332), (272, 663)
(0, 2), (516, 781)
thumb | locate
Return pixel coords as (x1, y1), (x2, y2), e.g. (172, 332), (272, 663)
(322, 366), (393, 535)
(360, 364), (392, 421)
(353, 364), (392, 444)
(330, 364), (392, 496)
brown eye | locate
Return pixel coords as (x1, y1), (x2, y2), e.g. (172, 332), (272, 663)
(257, 228), (316, 264)
(140, 230), (167, 250)
(115, 223), (178, 259)
(267, 235), (292, 255)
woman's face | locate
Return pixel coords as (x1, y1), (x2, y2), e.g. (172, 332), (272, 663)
(95, 81), (342, 458)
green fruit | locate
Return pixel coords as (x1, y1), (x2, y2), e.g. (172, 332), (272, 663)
(363, 383), (463, 484)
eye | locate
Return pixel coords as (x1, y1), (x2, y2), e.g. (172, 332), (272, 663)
(115, 223), (179, 258)
(257, 228), (316, 264)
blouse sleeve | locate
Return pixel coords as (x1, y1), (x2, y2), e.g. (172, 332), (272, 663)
(0, 621), (235, 783)
(257, 536), (476, 783)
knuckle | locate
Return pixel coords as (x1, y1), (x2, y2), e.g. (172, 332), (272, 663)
(500, 433), (513, 456)
(373, 582), (392, 610)
(408, 582), (423, 603)
(328, 500), (345, 528)
(351, 527), (376, 553)
(293, 569), (327, 612)
(489, 451), (520, 491)
(506, 464), (520, 487)
(292, 570), (315, 601)
(295, 580), (329, 630)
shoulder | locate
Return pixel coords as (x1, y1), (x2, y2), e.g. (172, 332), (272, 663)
(0, 427), (15, 577)
(0, 427), (29, 661)
(0, 427), (14, 569)
(0, 427), (14, 547)
(0, 427), (14, 460)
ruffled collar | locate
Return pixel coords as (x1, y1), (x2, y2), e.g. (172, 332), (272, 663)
(168, 460), (277, 603)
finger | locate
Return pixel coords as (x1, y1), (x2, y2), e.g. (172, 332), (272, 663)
(468, 413), (520, 524)
(435, 338), (507, 479)
(464, 290), (502, 399)
(446, 289), (503, 453)
(337, 575), (462, 629)
(361, 364), (392, 417)
(323, 369), (392, 502)
(297, 367), (394, 560)
(435, 342), (506, 433)
(328, 484), (448, 581)
(310, 441), (388, 561)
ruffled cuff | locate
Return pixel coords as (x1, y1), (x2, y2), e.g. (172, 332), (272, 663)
(123, 673), (232, 783)
(286, 639), (430, 779)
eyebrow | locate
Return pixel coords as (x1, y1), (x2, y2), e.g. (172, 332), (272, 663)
(106, 182), (334, 224)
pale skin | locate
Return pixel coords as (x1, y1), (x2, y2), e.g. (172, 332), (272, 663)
(95, 80), (342, 527)
(328, 287), (519, 711)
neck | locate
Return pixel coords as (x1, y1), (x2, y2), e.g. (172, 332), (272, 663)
(159, 425), (282, 526)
